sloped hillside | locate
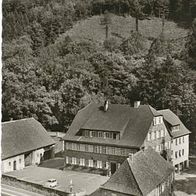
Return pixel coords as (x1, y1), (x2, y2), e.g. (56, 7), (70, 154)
(63, 15), (188, 44)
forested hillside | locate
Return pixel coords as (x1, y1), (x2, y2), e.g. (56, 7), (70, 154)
(2, 0), (196, 141)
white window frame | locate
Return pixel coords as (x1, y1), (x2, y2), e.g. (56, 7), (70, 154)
(71, 157), (77, 165)
(161, 130), (164, 138)
(66, 156), (69, 164)
(97, 160), (102, 169)
(79, 158), (85, 166)
(89, 159), (93, 167)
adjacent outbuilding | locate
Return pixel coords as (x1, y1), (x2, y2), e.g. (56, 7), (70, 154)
(1, 118), (55, 173)
(91, 147), (174, 196)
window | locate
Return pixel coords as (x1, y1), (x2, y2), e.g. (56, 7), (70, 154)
(19, 159), (21, 164)
(161, 130), (164, 137)
(115, 148), (120, 155)
(175, 152), (178, 159)
(9, 162), (11, 166)
(90, 131), (93, 137)
(97, 160), (102, 169)
(111, 147), (115, 155)
(76, 143), (80, 151)
(80, 144), (85, 151)
(102, 146), (106, 154)
(113, 133), (117, 139)
(182, 137), (185, 143)
(179, 138), (181, 145)
(171, 150), (173, 155)
(79, 158), (85, 166)
(176, 139), (178, 146)
(98, 146), (102, 153)
(65, 156), (69, 164)
(92, 131), (95, 137)
(159, 116), (163, 124)
(153, 117), (162, 125)
(156, 145), (159, 152)
(165, 142), (167, 149)
(182, 149), (184, 156)
(71, 157), (77, 165)
(84, 130), (90, 137)
(72, 143), (77, 150)
(94, 146), (98, 153)
(98, 131), (103, 138)
(105, 132), (110, 138)
(179, 150), (181, 157)
(89, 145), (93, 152)
(89, 159), (93, 167)
(85, 144), (89, 152)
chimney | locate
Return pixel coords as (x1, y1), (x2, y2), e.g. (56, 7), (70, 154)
(104, 100), (109, 112)
(134, 101), (140, 108)
(128, 153), (134, 161)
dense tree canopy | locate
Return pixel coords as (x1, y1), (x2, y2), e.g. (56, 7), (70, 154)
(2, 0), (196, 142)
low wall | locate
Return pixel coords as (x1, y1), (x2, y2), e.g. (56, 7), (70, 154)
(2, 174), (69, 196)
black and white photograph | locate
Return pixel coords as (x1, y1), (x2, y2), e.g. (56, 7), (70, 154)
(1, 0), (196, 195)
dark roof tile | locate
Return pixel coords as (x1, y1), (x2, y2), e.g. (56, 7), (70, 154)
(2, 118), (55, 160)
(64, 103), (155, 148)
(158, 109), (190, 138)
(102, 147), (174, 195)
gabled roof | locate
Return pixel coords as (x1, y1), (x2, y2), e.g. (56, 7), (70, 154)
(101, 147), (174, 196)
(64, 103), (157, 148)
(158, 109), (191, 138)
(2, 118), (55, 160)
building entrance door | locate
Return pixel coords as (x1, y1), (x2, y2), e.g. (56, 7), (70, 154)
(110, 162), (117, 174)
(13, 161), (16, 170)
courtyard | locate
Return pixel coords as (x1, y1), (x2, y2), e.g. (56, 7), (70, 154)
(174, 157), (196, 196)
(3, 166), (109, 195)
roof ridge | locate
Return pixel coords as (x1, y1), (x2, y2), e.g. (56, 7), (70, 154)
(158, 109), (170, 112)
(2, 117), (35, 125)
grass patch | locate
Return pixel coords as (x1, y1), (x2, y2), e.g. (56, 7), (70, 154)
(62, 15), (188, 44)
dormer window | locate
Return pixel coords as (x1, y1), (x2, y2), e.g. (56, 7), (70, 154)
(153, 116), (163, 125)
(172, 125), (180, 132)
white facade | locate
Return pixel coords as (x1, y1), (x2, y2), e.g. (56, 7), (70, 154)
(2, 154), (25, 173)
(2, 148), (45, 174)
(171, 135), (189, 170)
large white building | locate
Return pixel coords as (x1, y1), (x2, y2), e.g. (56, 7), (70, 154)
(1, 118), (55, 173)
(159, 109), (190, 172)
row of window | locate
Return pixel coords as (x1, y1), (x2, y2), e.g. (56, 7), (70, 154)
(153, 116), (163, 125)
(147, 129), (166, 141)
(152, 142), (170, 152)
(65, 156), (110, 169)
(65, 142), (133, 156)
(83, 130), (120, 140)
(8, 159), (22, 166)
(174, 137), (185, 146)
(174, 149), (185, 159)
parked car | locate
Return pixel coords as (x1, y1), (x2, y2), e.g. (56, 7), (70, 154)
(45, 179), (58, 188)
